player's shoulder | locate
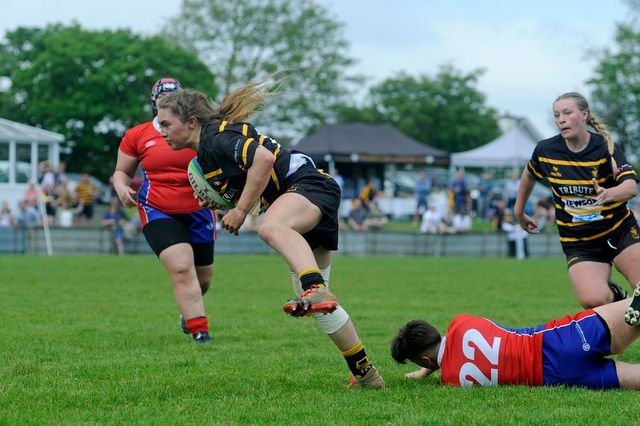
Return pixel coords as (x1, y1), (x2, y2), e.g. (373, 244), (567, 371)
(123, 120), (156, 139)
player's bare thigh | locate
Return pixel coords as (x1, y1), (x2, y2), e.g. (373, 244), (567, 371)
(614, 361), (640, 390)
(568, 261), (612, 308)
(613, 243), (640, 290)
(262, 192), (322, 235)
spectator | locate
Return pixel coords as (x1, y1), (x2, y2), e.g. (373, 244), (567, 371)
(502, 208), (528, 260)
(348, 198), (370, 232)
(39, 161), (57, 189)
(534, 195), (554, 231)
(74, 173), (97, 224)
(413, 171), (432, 225)
(102, 197), (127, 255)
(505, 171), (520, 209)
(332, 168), (344, 196)
(366, 203), (388, 231)
(0, 201), (14, 227)
(450, 170), (469, 215)
(359, 178), (378, 210)
(420, 205), (442, 234)
(15, 201), (39, 228)
(452, 213), (472, 233)
(56, 198), (82, 228)
(23, 180), (40, 209)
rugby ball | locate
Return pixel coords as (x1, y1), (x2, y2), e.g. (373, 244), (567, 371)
(187, 157), (236, 209)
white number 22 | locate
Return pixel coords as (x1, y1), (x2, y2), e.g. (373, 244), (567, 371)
(459, 329), (501, 386)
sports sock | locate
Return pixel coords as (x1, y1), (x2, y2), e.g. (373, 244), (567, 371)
(186, 316), (209, 335)
(341, 341), (372, 378)
(299, 269), (325, 291)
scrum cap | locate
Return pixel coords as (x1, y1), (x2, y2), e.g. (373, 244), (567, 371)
(150, 77), (181, 116)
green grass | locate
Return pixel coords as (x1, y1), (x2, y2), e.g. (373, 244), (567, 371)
(0, 255), (637, 425)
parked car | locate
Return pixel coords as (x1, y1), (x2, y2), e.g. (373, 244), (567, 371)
(66, 173), (112, 205)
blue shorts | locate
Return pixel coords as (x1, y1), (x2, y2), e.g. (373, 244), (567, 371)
(541, 312), (619, 389)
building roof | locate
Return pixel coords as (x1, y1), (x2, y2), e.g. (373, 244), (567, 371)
(295, 123), (448, 164)
(0, 117), (64, 144)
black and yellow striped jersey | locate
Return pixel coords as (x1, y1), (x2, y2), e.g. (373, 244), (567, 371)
(527, 132), (638, 246)
(196, 120), (310, 209)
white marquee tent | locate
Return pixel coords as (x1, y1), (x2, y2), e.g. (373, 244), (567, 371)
(450, 126), (538, 170)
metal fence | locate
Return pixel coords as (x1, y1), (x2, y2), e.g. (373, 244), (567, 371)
(0, 227), (564, 258)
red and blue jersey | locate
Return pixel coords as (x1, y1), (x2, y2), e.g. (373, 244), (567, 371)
(119, 120), (201, 214)
(439, 309), (613, 388)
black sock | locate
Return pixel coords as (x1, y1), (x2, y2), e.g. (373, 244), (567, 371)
(341, 341), (372, 378)
(299, 269), (324, 291)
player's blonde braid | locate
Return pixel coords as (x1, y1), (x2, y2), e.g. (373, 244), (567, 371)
(588, 113), (618, 174)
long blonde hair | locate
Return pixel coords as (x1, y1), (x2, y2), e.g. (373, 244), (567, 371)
(555, 92), (617, 171)
(158, 76), (279, 125)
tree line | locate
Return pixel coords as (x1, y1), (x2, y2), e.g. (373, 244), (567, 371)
(0, 0), (637, 181)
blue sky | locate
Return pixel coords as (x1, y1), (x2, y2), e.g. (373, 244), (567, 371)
(1, 0), (632, 139)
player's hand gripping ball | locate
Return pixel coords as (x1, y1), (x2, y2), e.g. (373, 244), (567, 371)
(187, 157), (236, 210)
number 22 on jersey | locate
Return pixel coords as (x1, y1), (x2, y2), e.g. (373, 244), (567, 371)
(459, 329), (501, 386)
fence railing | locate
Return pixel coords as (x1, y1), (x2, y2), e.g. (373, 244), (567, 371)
(0, 227), (564, 258)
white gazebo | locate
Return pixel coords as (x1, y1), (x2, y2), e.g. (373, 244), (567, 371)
(0, 117), (64, 210)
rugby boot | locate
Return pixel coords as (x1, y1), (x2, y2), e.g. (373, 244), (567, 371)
(193, 331), (212, 345)
(283, 285), (338, 317)
(624, 285), (640, 326)
(608, 279), (628, 302)
(179, 314), (190, 334)
(347, 367), (386, 389)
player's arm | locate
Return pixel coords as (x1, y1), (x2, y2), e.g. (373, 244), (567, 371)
(113, 149), (139, 207)
(513, 167), (539, 233)
(220, 145), (274, 235)
(405, 367), (435, 380)
(235, 145), (274, 215)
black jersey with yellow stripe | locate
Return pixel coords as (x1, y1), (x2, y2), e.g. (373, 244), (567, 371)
(527, 132), (638, 245)
(196, 120), (293, 208)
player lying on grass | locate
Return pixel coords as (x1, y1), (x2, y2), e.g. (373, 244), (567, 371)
(391, 287), (640, 389)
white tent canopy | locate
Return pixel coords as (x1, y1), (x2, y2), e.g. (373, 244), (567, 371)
(450, 127), (538, 169)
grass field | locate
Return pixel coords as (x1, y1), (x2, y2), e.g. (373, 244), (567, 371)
(1, 255), (638, 425)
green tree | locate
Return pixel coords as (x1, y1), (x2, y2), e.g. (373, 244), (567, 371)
(337, 66), (501, 153)
(0, 24), (217, 181)
(588, 20), (640, 156)
(164, 0), (359, 141)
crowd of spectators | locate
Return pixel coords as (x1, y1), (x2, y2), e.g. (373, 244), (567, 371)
(0, 161), (139, 254)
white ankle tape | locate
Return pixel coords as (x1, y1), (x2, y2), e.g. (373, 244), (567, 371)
(314, 306), (349, 334)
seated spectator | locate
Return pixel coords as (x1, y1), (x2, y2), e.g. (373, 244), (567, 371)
(56, 198), (83, 228)
(102, 197), (127, 255)
(348, 198), (370, 232)
(0, 201), (14, 227)
(15, 201), (39, 228)
(366, 204), (388, 231)
(420, 205), (442, 234)
(452, 213), (472, 233)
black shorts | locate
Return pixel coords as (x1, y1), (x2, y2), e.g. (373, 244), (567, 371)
(142, 218), (214, 266)
(564, 217), (640, 267)
(284, 169), (341, 251)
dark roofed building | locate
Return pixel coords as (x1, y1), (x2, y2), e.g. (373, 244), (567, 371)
(295, 123), (448, 165)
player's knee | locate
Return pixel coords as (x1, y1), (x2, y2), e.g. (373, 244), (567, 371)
(313, 306), (349, 334)
(579, 294), (609, 309)
(257, 222), (281, 246)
